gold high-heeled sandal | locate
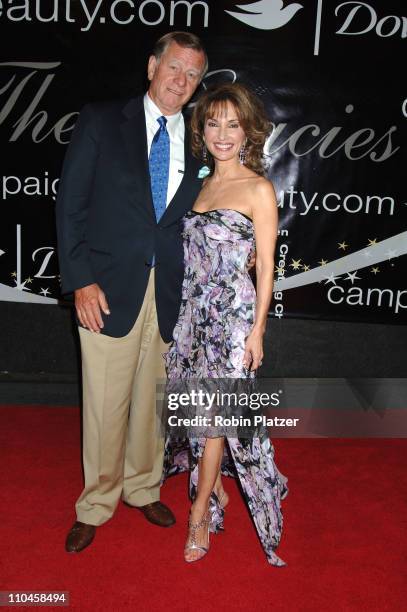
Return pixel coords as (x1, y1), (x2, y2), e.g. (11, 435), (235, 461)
(184, 509), (210, 563)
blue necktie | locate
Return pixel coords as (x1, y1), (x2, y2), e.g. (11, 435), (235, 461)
(149, 116), (170, 223)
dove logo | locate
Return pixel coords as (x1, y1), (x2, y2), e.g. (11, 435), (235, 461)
(335, 2), (407, 39)
(226, 0), (303, 31)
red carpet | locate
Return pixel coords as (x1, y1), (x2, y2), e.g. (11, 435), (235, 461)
(0, 406), (406, 611)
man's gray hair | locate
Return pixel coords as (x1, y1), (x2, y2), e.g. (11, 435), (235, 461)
(152, 31), (208, 77)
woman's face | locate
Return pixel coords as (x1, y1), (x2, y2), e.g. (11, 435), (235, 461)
(203, 100), (247, 163)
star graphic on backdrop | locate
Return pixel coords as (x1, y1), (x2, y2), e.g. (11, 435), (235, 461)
(14, 279), (31, 292)
(40, 288), (50, 297)
(318, 258), (328, 266)
(386, 249), (397, 259)
(367, 238), (377, 246)
(302, 264), (310, 271)
(274, 265), (285, 275)
(323, 273), (342, 286)
(11, 271), (17, 278)
(371, 267), (380, 274)
(345, 271), (361, 284)
(289, 258), (302, 270)
(25, 277), (33, 284)
(0, 249), (5, 257)
(338, 241), (348, 251)
(363, 250), (372, 258)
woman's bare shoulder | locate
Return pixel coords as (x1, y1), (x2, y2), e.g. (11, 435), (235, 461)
(253, 175), (276, 194)
(247, 176), (277, 207)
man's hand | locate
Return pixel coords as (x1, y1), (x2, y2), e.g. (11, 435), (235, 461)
(75, 283), (110, 333)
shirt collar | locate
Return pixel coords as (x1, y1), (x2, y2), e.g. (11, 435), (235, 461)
(144, 92), (183, 136)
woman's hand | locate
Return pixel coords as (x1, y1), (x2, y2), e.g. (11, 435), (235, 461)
(243, 327), (264, 371)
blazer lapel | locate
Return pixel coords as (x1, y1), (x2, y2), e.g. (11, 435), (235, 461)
(120, 100), (201, 227)
(159, 124), (201, 227)
(120, 97), (155, 222)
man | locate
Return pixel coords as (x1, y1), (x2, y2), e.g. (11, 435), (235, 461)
(56, 32), (208, 552)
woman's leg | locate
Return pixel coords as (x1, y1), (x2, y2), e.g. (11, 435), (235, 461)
(213, 470), (229, 508)
(185, 437), (224, 561)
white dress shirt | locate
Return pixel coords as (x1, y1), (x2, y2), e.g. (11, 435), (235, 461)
(144, 93), (185, 208)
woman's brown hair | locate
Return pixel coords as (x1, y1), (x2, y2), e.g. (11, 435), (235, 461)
(190, 82), (272, 176)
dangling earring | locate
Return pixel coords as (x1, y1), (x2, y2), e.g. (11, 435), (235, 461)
(202, 143), (208, 163)
(239, 139), (247, 165)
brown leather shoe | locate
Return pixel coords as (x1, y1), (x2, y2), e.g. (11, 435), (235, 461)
(65, 521), (96, 553)
(136, 501), (176, 527)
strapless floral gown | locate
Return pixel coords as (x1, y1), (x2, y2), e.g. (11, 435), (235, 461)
(162, 208), (287, 566)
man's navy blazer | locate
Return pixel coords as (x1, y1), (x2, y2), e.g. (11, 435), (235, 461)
(56, 96), (203, 342)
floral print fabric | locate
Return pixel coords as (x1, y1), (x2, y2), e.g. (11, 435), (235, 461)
(162, 208), (286, 566)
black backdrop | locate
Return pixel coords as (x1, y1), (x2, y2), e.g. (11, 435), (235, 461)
(0, 1), (406, 385)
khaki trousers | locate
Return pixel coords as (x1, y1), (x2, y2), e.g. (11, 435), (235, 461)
(75, 269), (169, 526)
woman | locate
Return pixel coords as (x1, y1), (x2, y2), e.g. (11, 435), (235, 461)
(163, 83), (287, 566)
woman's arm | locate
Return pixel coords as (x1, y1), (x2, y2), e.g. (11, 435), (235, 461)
(243, 179), (278, 370)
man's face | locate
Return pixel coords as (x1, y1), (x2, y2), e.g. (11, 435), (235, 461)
(147, 42), (206, 115)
